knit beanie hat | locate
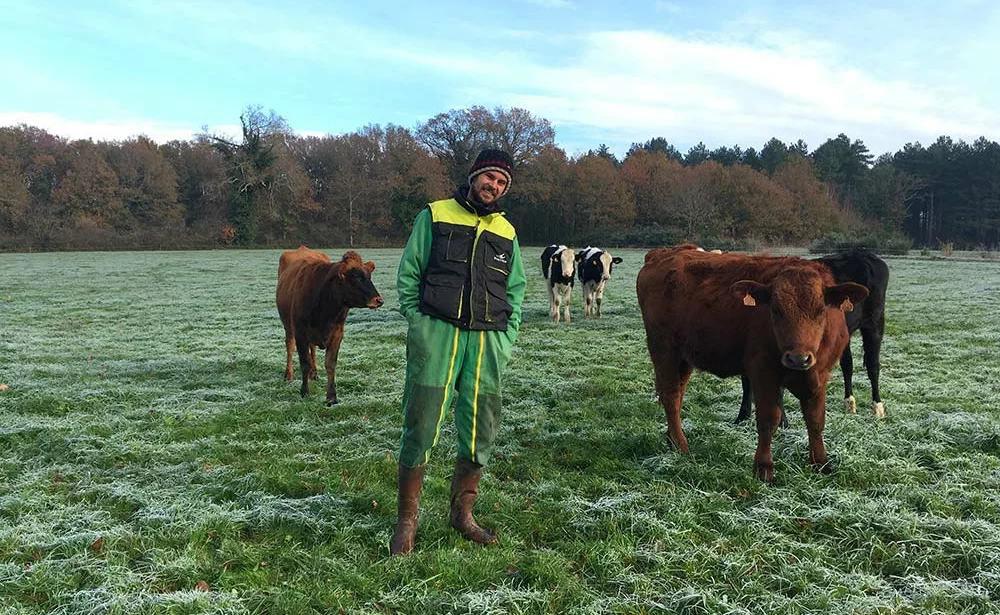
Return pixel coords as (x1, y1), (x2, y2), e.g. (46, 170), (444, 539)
(468, 149), (514, 196)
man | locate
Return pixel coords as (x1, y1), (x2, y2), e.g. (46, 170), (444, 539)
(390, 149), (527, 555)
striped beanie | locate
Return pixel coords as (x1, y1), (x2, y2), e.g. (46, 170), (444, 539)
(468, 149), (514, 196)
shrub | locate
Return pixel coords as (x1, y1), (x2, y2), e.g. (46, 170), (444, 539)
(809, 228), (911, 255)
(578, 225), (751, 251)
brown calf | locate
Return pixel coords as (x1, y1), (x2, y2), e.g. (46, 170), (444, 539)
(636, 245), (868, 481)
(276, 246), (383, 405)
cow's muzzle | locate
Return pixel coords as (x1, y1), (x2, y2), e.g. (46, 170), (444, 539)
(782, 352), (815, 371)
(368, 296), (384, 309)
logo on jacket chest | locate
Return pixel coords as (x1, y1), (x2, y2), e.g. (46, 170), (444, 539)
(493, 252), (509, 265)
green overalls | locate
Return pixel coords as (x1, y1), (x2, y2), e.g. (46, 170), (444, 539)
(396, 196), (526, 467)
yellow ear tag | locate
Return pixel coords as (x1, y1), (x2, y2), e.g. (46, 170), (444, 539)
(743, 294), (756, 307)
(840, 298), (854, 311)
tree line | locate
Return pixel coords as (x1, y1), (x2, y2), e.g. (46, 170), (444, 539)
(2, 105), (998, 252)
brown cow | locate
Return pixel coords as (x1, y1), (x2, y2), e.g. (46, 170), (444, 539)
(276, 246), (383, 405)
(636, 245), (868, 481)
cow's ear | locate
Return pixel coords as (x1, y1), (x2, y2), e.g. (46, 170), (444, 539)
(825, 282), (869, 312)
(612, 257), (623, 264)
(364, 261), (376, 274)
(732, 280), (770, 307)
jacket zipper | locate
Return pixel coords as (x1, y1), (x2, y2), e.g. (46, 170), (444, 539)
(468, 220), (481, 327)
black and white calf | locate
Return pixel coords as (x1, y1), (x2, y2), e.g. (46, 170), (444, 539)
(575, 247), (623, 318)
(541, 244), (576, 322)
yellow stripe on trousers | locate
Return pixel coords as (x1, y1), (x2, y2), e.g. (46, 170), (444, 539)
(431, 327), (461, 452)
(470, 330), (485, 459)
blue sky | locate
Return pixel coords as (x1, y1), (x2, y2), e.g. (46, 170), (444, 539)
(2, 0), (998, 159)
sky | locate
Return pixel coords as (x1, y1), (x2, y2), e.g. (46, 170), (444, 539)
(2, 0), (999, 160)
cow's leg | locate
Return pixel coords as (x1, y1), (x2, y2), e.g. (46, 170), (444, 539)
(563, 287), (572, 323)
(800, 390), (830, 473)
(650, 351), (692, 453)
(595, 282), (605, 317)
(750, 377), (783, 482)
(840, 345), (856, 414)
(667, 362), (694, 453)
(548, 286), (559, 321)
(284, 329), (295, 381)
(296, 336), (312, 397)
(861, 324), (885, 418)
(324, 324), (346, 406)
(736, 375), (753, 423)
(737, 377), (789, 428)
(584, 289), (593, 318)
(309, 344), (319, 380)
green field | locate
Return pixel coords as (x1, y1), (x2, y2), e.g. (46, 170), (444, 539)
(2, 247), (1000, 614)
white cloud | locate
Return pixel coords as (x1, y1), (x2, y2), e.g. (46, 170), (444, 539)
(0, 112), (331, 144)
(5, 5), (997, 159)
(0, 112), (234, 144)
(446, 28), (1000, 155)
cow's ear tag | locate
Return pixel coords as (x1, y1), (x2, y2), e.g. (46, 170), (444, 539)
(742, 294), (756, 307)
(840, 298), (854, 312)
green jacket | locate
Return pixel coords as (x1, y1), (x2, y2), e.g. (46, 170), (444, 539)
(398, 196), (526, 332)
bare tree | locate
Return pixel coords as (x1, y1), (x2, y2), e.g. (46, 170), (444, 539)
(416, 106), (555, 185)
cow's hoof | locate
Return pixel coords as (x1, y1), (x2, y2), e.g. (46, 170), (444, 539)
(667, 435), (689, 454)
(755, 464), (775, 483)
(326, 398), (338, 406)
(873, 402), (885, 418)
(811, 455), (837, 474)
(300, 387), (309, 398)
(845, 395), (857, 414)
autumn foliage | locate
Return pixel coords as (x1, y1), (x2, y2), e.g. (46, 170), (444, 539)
(2, 105), (996, 251)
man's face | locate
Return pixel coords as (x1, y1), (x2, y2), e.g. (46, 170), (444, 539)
(469, 170), (509, 206)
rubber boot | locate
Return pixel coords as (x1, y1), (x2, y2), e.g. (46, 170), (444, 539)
(389, 464), (425, 555)
(449, 457), (498, 545)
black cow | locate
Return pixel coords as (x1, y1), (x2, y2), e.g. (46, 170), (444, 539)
(736, 247), (889, 425)
(541, 244), (575, 322)
(575, 247), (623, 317)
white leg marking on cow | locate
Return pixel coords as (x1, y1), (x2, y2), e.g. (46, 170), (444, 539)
(550, 283), (573, 323)
(548, 284), (559, 321)
(873, 401), (885, 418)
(845, 395), (857, 414)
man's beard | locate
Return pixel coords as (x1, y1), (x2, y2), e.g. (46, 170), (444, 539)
(473, 184), (499, 205)
(466, 185), (502, 215)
